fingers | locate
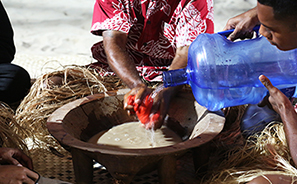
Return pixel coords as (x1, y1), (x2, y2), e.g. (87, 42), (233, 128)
(153, 97), (167, 130)
(123, 92), (134, 111)
(125, 85), (169, 130)
(222, 18), (237, 31)
(258, 75), (291, 114)
(123, 89), (142, 112)
(144, 113), (161, 130)
(258, 93), (274, 110)
(222, 24), (233, 32)
(124, 87), (151, 116)
(223, 21), (238, 41)
(227, 28), (239, 41)
(224, 19), (256, 41)
(0, 148), (22, 166)
(146, 112), (162, 130)
(14, 166), (39, 184)
(9, 148), (33, 170)
(14, 150), (33, 170)
(8, 157), (22, 167)
(223, 7), (259, 41)
(134, 87), (151, 104)
(227, 26), (253, 41)
(23, 176), (36, 184)
(259, 75), (274, 92)
(20, 155), (33, 170)
(124, 86), (151, 109)
(26, 169), (40, 184)
(147, 87), (170, 130)
(258, 94), (269, 107)
(143, 96), (162, 130)
(151, 112), (164, 130)
(258, 75), (271, 108)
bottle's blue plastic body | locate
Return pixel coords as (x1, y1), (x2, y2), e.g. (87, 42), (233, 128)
(163, 33), (297, 111)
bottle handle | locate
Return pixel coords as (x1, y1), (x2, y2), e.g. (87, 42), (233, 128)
(217, 25), (260, 38)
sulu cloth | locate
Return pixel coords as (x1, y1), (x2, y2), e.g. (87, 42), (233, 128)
(90, 0), (214, 82)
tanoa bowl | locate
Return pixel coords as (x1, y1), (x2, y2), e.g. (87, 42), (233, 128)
(47, 88), (225, 184)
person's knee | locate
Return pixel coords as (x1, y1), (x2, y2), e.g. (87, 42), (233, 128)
(44, 75), (63, 88)
(240, 104), (281, 138)
(248, 175), (295, 184)
(248, 176), (271, 184)
(0, 63), (31, 104)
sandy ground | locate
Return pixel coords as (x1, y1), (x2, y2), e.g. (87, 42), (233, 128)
(2, 0), (257, 78)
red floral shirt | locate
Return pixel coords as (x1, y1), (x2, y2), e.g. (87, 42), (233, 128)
(90, 0), (214, 81)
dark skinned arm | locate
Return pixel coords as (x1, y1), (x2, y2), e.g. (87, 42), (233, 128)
(0, 147), (33, 169)
(147, 45), (189, 129)
(103, 30), (188, 88)
(102, 30), (143, 89)
(259, 75), (297, 166)
(103, 29), (188, 129)
(0, 147), (39, 184)
(102, 30), (152, 112)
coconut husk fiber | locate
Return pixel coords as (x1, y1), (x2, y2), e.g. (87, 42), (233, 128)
(203, 122), (297, 184)
(0, 102), (30, 155)
(14, 65), (128, 154)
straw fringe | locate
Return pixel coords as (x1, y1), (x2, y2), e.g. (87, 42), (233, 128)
(14, 65), (127, 153)
(217, 105), (247, 146)
(205, 122), (297, 184)
(0, 102), (29, 154)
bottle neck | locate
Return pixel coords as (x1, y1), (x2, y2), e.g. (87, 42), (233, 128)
(162, 68), (188, 87)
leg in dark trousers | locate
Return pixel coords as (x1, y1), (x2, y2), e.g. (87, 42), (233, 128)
(0, 2), (31, 109)
(0, 63), (31, 108)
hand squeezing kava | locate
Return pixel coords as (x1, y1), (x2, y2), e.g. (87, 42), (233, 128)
(127, 95), (160, 129)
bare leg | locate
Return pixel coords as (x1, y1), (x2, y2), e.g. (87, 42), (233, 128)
(248, 174), (296, 184)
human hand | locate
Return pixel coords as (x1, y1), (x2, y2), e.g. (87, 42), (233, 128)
(145, 85), (177, 130)
(124, 84), (153, 115)
(258, 75), (294, 115)
(223, 7), (259, 41)
(124, 84), (175, 130)
(0, 147), (33, 170)
(126, 94), (160, 128)
(0, 165), (39, 184)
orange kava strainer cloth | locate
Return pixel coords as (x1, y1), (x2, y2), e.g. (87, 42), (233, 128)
(127, 95), (160, 126)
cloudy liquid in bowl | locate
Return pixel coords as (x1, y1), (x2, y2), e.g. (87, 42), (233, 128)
(88, 121), (182, 149)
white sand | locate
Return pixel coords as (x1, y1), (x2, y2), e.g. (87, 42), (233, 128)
(3, 0), (257, 78)
(4, 0), (97, 78)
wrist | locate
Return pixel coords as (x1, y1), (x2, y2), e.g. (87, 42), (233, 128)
(279, 102), (297, 123)
(243, 7), (259, 26)
(249, 8), (259, 25)
(131, 81), (146, 89)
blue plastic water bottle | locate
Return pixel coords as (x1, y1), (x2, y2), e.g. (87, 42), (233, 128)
(163, 32), (297, 111)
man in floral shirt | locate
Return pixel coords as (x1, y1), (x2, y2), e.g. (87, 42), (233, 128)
(90, 0), (214, 129)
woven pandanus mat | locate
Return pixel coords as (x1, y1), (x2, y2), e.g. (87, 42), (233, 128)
(31, 149), (75, 183)
(31, 149), (200, 184)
